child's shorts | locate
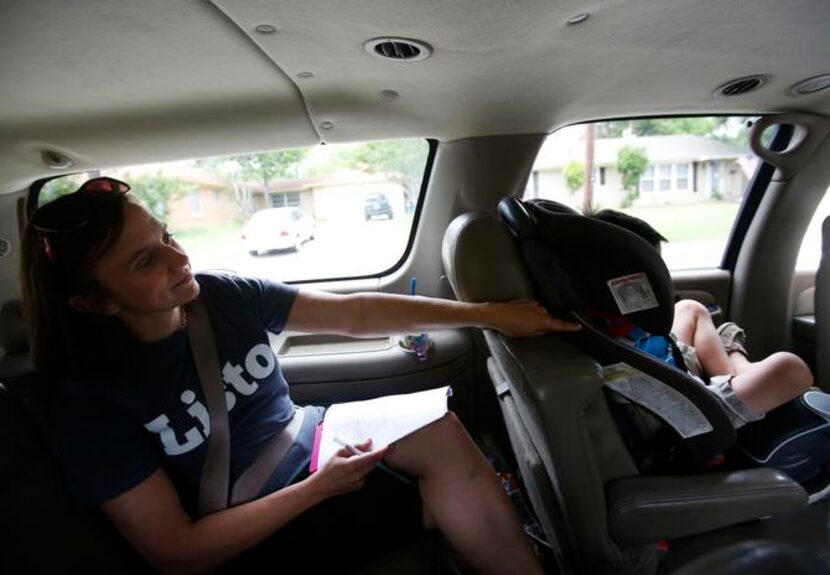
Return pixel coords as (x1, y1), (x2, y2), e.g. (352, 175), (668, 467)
(675, 339), (764, 429)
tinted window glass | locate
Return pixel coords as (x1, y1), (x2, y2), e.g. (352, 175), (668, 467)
(525, 117), (756, 270)
(37, 139), (430, 282)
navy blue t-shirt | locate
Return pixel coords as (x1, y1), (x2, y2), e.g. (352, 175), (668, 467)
(52, 272), (324, 517)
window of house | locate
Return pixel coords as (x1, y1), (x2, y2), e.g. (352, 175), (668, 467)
(525, 116), (756, 270)
(270, 192), (300, 208)
(658, 164), (672, 191)
(640, 166), (655, 193)
(36, 139), (431, 282)
(676, 163), (690, 190)
(189, 191), (202, 216)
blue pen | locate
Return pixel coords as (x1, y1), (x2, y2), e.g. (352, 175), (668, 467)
(410, 276), (417, 296)
(333, 436), (417, 488)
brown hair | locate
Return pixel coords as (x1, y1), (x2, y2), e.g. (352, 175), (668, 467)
(20, 192), (133, 380)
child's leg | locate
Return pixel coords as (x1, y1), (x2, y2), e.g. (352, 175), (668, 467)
(729, 352), (814, 414)
(672, 300), (733, 376)
(385, 412), (543, 575)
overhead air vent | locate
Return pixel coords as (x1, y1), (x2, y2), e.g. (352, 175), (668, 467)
(713, 75), (770, 98)
(364, 38), (432, 62)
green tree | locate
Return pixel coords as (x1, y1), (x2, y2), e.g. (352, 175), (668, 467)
(323, 140), (426, 212)
(616, 146), (649, 208)
(38, 177), (81, 205)
(197, 158), (255, 220)
(233, 149), (309, 205)
(563, 160), (584, 194)
(126, 173), (194, 220)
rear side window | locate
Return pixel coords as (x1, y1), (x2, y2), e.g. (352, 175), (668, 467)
(524, 117), (757, 270)
(36, 139), (430, 282)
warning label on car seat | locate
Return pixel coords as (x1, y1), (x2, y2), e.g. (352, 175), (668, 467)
(607, 273), (659, 315)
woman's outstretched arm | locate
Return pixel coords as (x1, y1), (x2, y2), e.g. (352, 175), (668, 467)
(285, 290), (579, 338)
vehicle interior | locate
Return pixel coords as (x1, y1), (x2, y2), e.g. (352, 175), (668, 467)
(2, 1), (830, 573)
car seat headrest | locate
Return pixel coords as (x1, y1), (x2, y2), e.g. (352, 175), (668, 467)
(499, 197), (675, 334)
(442, 212), (533, 303)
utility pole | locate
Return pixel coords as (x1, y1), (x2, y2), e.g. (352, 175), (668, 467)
(583, 123), (595, 214)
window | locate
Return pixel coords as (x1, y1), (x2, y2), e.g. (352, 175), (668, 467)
(525, 116), (756, 270)
(189, 191), (202, 216)
(796, 187), (830, 271)
(270, 192), (300, 208)
(36, 139), (431, 282)
(658, 164), (672, 191)
(676, 163), (689, 190)
(640, 166), (655, 193)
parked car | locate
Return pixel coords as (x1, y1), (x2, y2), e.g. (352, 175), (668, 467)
(1, 1), (829, 574)
(241, 207), (315, 255)
(364, 193), (393, 220)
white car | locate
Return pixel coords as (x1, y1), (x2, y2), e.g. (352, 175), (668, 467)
(241, 208), (315, 255)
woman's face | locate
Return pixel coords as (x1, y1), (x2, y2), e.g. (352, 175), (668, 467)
(92, 202), (200, 316)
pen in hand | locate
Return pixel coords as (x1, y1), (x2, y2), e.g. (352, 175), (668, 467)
(333, 436), (417, 488)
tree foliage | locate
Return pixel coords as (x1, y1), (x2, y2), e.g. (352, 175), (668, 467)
(594, 117), (730, 137)
(38, 177), (81, 205)
(320, 140), (426, 211)
(563, 160), (584, 194)
(233, 149), (309, 191)
(125, 173), (195, 220)
(616, 146), (649, 208)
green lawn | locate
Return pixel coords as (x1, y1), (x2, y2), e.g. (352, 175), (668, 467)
(175, 221), (243, 253)
(620, 202), (740, 242)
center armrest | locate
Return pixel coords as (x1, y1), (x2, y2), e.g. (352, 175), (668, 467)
(606, 468), (807, 545)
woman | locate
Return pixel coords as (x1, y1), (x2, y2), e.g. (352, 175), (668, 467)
(22, 177), (580, 574)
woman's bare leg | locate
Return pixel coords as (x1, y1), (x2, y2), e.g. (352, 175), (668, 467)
(385, 412), (542, 575)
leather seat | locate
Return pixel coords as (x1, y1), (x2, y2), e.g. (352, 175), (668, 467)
(441, 209), (809, 575)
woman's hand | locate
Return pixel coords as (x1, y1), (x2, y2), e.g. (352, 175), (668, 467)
(482, 299), (581, 337)
(306, 439), (390, 500)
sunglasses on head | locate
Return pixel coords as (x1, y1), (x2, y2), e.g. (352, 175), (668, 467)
(30, 177), (131, 235)
(30, 177), (130, 261)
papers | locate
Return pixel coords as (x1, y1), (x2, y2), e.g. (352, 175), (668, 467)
(312, 386), (451, 471)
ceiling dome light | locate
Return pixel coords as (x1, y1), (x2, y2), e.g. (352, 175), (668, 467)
(567, 13), (590, 25)
(364, 38), (432, 62)
(786, 74), (830, 96)
(254, 24), (277, 34)
(41, 149), (73, 170)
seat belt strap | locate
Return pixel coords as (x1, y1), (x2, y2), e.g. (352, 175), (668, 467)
(187, 299), (231, 517)
(230, 406), (306, 506)
(187, 298), (306, 516)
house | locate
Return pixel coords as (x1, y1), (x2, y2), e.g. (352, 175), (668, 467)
(250, 169), (407, 222)
(527, 132), (754, 209)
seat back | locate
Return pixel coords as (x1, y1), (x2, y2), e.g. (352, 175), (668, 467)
(815, 216), (830, 390)
(442, 208), (809, 575)
(442, 212), (658, 575)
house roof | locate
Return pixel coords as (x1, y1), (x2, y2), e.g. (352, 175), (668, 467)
(534, 134), (749, 170)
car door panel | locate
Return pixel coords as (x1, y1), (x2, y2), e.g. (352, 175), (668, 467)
(273, 328), (477, 424)
(672, 268), (732, 323)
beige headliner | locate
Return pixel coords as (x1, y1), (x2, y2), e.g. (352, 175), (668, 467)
(1, 0), (829, 190)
